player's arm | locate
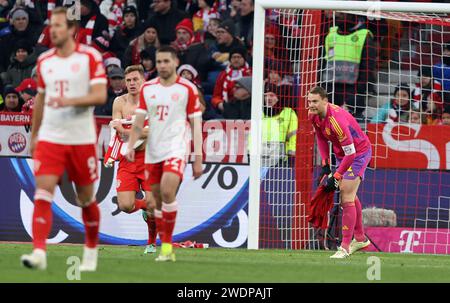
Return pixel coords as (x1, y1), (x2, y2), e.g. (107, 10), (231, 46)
(125, 111), (146, 162)
(188, 84), (203, 179)
(314, 125), (332, 185)
(30, 91), (45, 155)
(190, 115), (203, 179)
(330, 116), (355, 179)
(110, 97), (130, 135)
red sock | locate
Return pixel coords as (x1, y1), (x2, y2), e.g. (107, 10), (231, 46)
(127, 199), (147, 214)
(146, 214), (157, 245)
(161, 201), (178, 244)
(32, 189), (54, 251)
(154, 209), (163, 242)
(354, 196), (366, 242)
(341, 202), (356, 251)
(82, 201), (100, 248)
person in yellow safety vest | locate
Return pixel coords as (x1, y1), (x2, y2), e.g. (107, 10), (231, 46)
(260, 84), (298, 164)
(323, 12), (376, 121)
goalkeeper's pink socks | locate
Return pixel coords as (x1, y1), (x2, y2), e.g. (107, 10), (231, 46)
(82, 201), (100, 248)
(161, 201), (178, 244)
(32, 189), (54, 250)
(341, 202), (356, 251)
(353, 196), (366, 242)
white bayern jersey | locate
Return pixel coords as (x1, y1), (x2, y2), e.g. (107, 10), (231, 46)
(36, 44), (107, 144)
(136, 76), (202, 164)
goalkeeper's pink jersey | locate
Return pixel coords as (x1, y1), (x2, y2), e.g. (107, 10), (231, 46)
(309, 103), (371, 174)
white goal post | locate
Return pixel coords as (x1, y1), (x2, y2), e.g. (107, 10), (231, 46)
(248, 0), (450, 250)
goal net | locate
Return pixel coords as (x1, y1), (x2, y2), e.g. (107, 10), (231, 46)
(249, 0), (450, 254)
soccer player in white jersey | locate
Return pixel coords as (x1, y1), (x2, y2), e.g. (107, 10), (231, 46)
(20, 7), (108, 271)
(126, 46), (203, 262)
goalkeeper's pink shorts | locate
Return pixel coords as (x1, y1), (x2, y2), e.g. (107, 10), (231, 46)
(336, 149), (372, 181)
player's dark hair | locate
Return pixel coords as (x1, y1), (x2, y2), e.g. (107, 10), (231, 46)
(309, 86), (328, 99)
(52, 6), (78, 29)
(125, 65), (145, 77)
(156, 45), (178, 60)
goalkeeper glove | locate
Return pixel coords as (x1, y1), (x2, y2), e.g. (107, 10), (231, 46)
(317, 159), (332, 185)
(325, 172), (342, 192)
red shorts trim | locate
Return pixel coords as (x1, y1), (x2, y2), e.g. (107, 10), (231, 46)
(145, 158), (186, 186)
(116, 150), (151, 192)
(33, 141), (98, 186)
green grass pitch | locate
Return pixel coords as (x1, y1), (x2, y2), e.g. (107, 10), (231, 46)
(2, 243), (450, 283)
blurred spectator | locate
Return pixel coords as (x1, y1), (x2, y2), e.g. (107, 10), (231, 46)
(0, 85), (23, 112)
(79, 0), (109, 45)
(92, 35), (116, 60)
(192, 0), (219, 34)
(433, 44), (450, 92)
(16, 78), (36, 113)
(212, 46), (251, 111)
(235, 0), (253, 50)
(221, 0), (240, 20)
(264, 24), (280, 60)
(222, 75), (252, 119)
(123, 20), (160, 67)
(412, 66), (443, 113)
(322, 12), (376, 121)
(104, 57), (122, 74)
(262, 83), (298, 157)
(137, 0), (153, 21)
(177, 64), (206, 113)
(371, 83), (411, 123)
(1, 40), (36, 87)
(140, 47), (157, 80)
(0, 1), (14, 25)
(99, 0), (135, 37)
(95, 66), (125, 116)
(145, 0), (187, 45)
(172, 18), (213, 81)
(109, 5), (142, 62)
(203, 17), (220, 48)
(174, 0), (199, 17)
(0, 7), (40, 72)
(210, 19), (245, 67)
(177, 64), (201, 87)
(409, 109), (426, 125)
(441, 106), (450, 126)
(264, 59), (293, 86)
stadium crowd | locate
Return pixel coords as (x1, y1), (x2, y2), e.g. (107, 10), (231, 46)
(0, 0), (449, 126)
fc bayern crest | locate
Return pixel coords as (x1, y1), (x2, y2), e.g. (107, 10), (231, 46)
(8, 132), (27, 153)
(171, 93), (181, 102)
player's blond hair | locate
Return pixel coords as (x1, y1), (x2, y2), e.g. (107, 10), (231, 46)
(124, 65), (145, 78)
(51, 6), (78, 28)
(309, 86), (328, 100)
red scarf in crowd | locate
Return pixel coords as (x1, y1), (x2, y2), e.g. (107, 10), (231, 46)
(222, 62), (252, 102)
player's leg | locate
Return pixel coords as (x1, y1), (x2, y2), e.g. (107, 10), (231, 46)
(21, 175), (60, 270)
(116, 160), (147, 213)
(116, 191), (147, 213)
(21, 141), (66, 270)
(151, 184), (164, 243)
(330, 178), (360, 259)
(156, 170), (182, 262)
(143, 189), (157, 254)
(69, 144), (100, 272)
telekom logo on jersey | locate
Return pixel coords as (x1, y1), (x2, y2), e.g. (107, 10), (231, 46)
(55, 80), (69, 97)
(156, 105), (169, 121)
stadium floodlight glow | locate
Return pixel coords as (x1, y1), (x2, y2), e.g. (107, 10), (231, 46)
(248, 0), (450, 250)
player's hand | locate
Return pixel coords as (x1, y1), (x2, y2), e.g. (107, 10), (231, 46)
(192, 160), (203, 180)
(125, 148), (135, 162)
(110, 119), (122, 129)
(48, 97), (70, 108)
(317, 159), (331, 185)
(324, 172), (342, 192)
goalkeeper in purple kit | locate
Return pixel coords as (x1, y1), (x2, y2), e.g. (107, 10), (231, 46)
(307, 86), (372, 258)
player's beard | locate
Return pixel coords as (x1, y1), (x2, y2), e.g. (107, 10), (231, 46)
(52, 35), (70, 49)
(159, 70), (175, 80)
